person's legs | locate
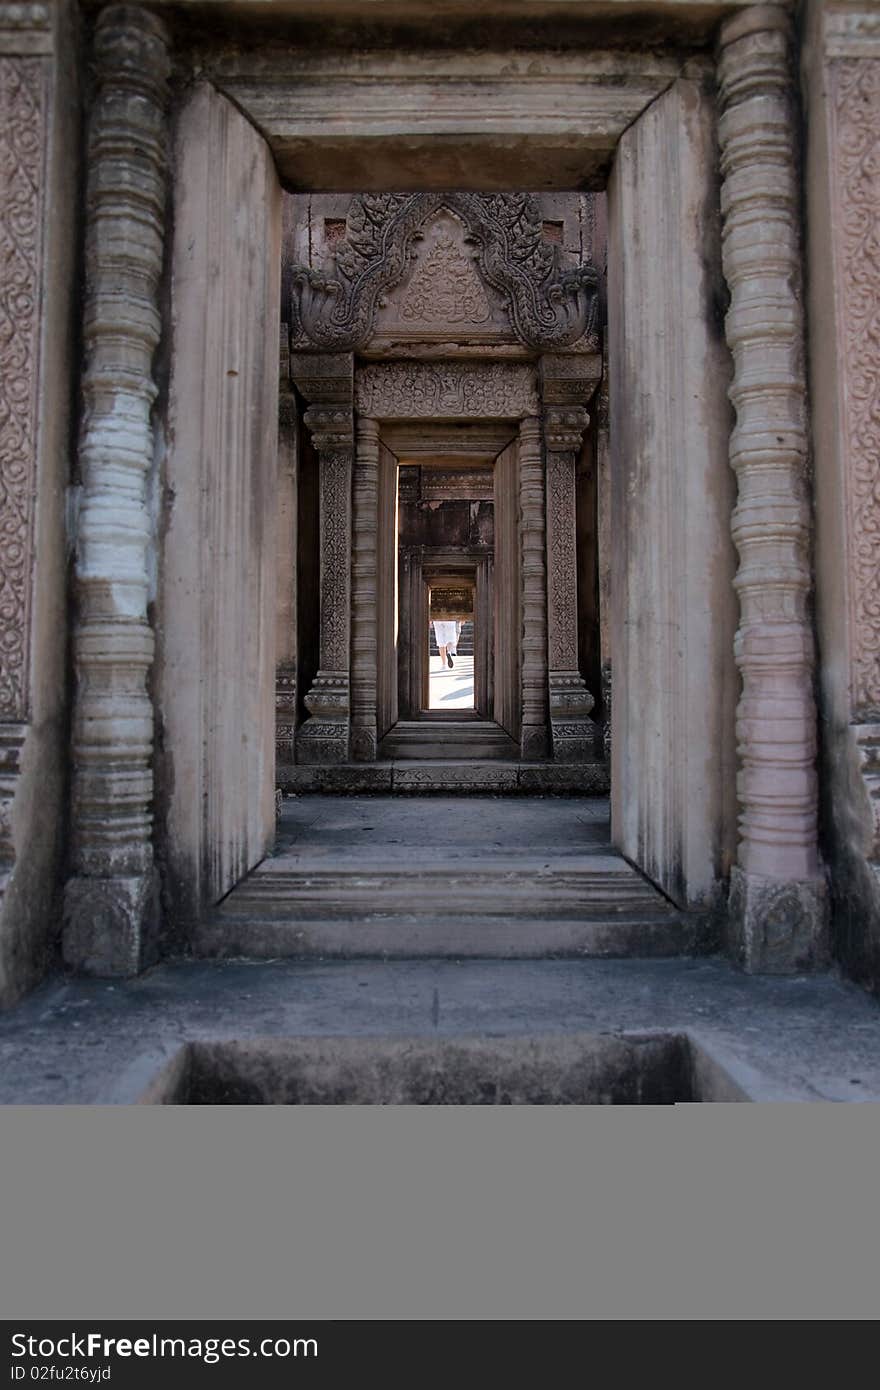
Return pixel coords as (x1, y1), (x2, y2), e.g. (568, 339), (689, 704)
(438, 643), (447, 668)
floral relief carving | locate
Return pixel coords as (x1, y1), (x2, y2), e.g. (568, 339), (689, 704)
(400, 232), (491, 325)
(320, 450), (352, 673)
(831, 57), (880, 714)
(291, 192), (599, 351)
(0, 56), (45, 721)
(355, 362), (539, 419)
(546, 449), (580, 672)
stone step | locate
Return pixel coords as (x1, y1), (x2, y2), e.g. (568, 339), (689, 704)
(195, 912), (697, 960)
(200, 808), (696, 960)
(215, 855), (678, 923)
(379, 721), (519, 761)
(277, 761), (610, 794)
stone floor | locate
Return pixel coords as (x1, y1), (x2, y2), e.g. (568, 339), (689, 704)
(274, 792), (612, 854)
(2, 795), (879, 1104)
(1, 956), (879, 1103)
(428, 652), (475, 709)
(205, 794), (691, 958)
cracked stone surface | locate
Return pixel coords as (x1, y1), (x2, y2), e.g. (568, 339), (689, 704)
(1, 956), (879, 1104)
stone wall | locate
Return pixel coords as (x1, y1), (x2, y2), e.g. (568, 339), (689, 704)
(157, 83), (281, 935)
(0, 1), (79, 1004)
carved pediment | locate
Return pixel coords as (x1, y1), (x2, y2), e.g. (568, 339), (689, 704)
(290, 193), (599, 352)
(375, 210), (505, 340)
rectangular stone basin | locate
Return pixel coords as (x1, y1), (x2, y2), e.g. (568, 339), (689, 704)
(139, 1032), (751, 1104)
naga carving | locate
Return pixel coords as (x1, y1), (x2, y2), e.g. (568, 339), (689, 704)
(290, 193), (599, 351)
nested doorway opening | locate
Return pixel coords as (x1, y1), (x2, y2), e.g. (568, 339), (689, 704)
(378, 427), (524, 757)
(154, 53), (739, 946)
(427, 579), (476, 714)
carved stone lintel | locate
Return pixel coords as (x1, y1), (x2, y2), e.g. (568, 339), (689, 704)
(355, 361), (539, 420)
(291, 193), (599, 352)
(62, 5), (170, 976)
(718, 5), (827, 969)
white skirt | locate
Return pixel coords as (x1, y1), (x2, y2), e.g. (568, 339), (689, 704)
(432, 621), (458, 648)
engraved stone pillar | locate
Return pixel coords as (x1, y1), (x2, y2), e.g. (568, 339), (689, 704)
(543, 406), (597, 761)
(518, 417), (549, 760)
(0, 11), (50, 918)
(805, 4), (880, 986)
(351, 416), (380, 761)
(718, 4), (828, 971)
(296, 406), (354, 764)
(62, 6), (169, 976)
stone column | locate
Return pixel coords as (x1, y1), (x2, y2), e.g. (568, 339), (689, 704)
(543, 406), (597, 762)
(350, 416), (380, 760)
(63, 6), (169, 976)
(296, 406), (354, 764)
(518, 417), (549, 760)
(718, 4), (828, 971)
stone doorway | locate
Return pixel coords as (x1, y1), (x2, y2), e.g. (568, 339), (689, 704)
(60, 3), (827, 977)
(284, 194), (603, 786)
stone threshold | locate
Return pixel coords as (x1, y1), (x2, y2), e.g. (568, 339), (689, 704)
(277, 760), (610, 794)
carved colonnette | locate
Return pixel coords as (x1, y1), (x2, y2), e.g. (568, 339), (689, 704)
(62, 6), (170, 975)
(351, 416), (381, 761)
(294, 193), (601, 768)
(292, 354), (354, 764)
(0, 7), (51, 908)
(718, 4), (828, 971)
(540, 356), (601, 762)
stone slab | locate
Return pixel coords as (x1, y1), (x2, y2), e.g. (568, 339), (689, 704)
(1, 956), (879, 1105)
(392, 763), (519, 792)
(277, 762), (609, 793)
(207, 47), (690, 189)
(518, 764), (610, 793)
(194, 914), (698, 960)
(159, 84), (282, 927)
(277, 764), (393, 793)
(608, 76), (737, 912)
